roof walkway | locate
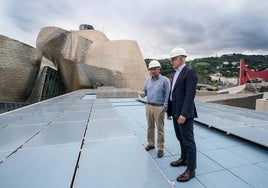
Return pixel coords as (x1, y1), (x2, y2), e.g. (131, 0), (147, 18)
(0, 89), (267, 188)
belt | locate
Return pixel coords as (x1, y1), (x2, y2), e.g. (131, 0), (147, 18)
(147, 102), (163, 106)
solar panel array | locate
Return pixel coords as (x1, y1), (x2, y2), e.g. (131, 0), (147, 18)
(0, 90), (171, 187)
(0, 89), (268, 188)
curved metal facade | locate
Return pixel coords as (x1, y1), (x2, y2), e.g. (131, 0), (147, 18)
(0, 34), (40, 102)
(37, 26), (148, 92)
(0, 26), (148, 104)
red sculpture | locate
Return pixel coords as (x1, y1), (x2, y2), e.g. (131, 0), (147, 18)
(239, 59), (268, 85)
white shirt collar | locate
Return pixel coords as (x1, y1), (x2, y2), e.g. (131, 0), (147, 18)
(175, 64), (186, 72)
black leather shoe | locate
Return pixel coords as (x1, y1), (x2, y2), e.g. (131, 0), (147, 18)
(145, 145), (155, 151)
(177, 169), (195, 182)
(157, 150), (164, 158)
(170, 158), (187, 167)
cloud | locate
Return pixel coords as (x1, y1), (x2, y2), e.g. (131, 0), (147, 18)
(6, 0), (73, 31)
(0, 0), (268, 59)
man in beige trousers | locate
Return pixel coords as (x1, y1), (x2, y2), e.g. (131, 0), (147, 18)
(140, 60), (170, 158)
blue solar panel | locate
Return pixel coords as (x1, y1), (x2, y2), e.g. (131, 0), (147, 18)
(81, 94), (97, 99)
(85, 118), (133, 141)
(90, 108), (120, 120)
(195, 101), (268, 147)
(0, 113), (26, 127)
(24, 123), (86, 148)
(75, 138), (171, 188)
(53, 111), (89, 123)
(198, 170), (252, 188)
(0, 124), (45, 151)
(9, 112), (60, 126)
(0, 143), (80, 188)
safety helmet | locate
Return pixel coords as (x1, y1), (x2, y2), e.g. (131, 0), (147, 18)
(148, 60), (161, 70)
(169, 47), (187, 59)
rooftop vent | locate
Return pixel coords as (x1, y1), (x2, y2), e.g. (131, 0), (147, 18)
(79, 24), (94, 30)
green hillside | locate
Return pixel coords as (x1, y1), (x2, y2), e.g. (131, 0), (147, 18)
(145, 54), (268, 85)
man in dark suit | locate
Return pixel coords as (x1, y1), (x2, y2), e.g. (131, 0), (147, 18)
(166, 47), (198, 182)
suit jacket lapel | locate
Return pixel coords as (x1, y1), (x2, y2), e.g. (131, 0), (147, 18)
(173, 66), (188, 90)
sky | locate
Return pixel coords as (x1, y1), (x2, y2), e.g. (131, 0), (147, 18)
(1, 0), (268, 60)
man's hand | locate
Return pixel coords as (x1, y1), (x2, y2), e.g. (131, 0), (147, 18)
(138, 91), (145, 98)
(166, 114), (172, 120)
(177, 115), (186, 124)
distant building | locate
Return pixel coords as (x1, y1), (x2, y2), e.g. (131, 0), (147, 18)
(210, 73), (238, 85)
(232, 61), (239, 65)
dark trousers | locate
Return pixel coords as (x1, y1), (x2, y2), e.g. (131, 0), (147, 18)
(172, 117), (196, 171)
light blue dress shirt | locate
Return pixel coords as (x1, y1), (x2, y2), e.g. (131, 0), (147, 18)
(170, 64), (186, 100)
(143, 74), (170, 111)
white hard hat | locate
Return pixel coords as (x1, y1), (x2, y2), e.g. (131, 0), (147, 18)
(169, 47), (187, 59)
(148, 60), (161, 70)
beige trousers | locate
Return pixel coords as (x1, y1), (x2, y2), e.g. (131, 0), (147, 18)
(146, 104), (165, 150)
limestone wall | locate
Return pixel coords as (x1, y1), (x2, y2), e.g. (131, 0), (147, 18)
(256, 98), (268, 112)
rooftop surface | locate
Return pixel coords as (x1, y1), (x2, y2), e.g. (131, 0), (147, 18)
(0, 89), (268, 188)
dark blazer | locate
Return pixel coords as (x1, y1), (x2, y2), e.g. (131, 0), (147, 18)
(167, 66), (198, 119)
